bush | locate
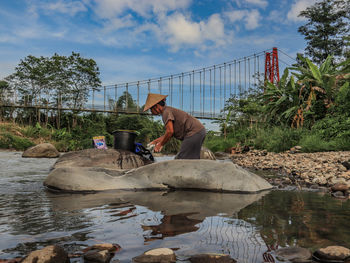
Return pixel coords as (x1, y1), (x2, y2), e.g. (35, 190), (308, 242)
(253, 126), (304, 152)
(0, 132), (35, 150)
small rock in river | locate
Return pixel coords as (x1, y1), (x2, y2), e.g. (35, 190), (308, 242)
(22, 245), (69, 263)
(314, 246), (350, 261)
(83, 243), (121, 253)
(331, 183), (349, 192)
(332, 191), (346, 198)
(133, 248), (176, 262)
(189, 253), (236, 263)
(84, 249), (112, 263)
(275, 246), (312, 262)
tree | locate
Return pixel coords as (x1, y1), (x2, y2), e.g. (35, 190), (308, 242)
(5, 52), (102, 128)
(298, 0), (349, 64)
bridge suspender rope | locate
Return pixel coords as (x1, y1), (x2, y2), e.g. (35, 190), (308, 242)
(2, 48), (289, 120)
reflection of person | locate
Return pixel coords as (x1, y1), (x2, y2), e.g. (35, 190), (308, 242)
(143, 93), (206, 159)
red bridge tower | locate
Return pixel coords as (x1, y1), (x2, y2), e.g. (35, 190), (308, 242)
(265, 47), (280, 84)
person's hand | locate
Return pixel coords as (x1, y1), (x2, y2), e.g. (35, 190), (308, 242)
(154, 142), (163, 153)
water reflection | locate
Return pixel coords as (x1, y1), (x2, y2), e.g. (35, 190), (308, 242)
(45, 190), (270, 262)
(238, 190), (350, 251)
(1, 151), (350, 263)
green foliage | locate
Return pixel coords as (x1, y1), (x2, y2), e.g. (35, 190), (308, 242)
(252, 126), (304, 152)
(6, 52), (101, 109)
(298, 0), (349, 64)
(0, 132), (34, 150)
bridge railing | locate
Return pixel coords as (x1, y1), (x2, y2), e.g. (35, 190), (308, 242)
(1, 48), (291, 120)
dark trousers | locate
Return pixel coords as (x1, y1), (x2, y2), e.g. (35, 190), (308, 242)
(175, 128), (206, 159)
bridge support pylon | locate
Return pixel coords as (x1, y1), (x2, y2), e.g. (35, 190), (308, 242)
(264, 47), (280, 84)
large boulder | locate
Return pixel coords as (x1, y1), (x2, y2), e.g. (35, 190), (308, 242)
(53, 148), (152, 170)
(22, 143), (59, 158)
(44, 159), (273, 193)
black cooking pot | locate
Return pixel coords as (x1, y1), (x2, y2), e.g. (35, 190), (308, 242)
(112, 130), (137, 152)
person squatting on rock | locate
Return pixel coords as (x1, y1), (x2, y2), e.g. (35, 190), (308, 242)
(143, 93), (206, 159)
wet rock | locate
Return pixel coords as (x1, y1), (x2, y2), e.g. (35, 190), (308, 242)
(275, 247), (312, 262)
(189, 253), (236, 263)
(310, 184), (319, 190)
(133, 248), (176, 262)
(214, 151), (230, 159)
(201, 147), (216, 160)
(83, 243), (121, 253)
(54, 148), (152, 170)
(314, 246), (350, 261)
(0, 258), (23, 263)
(342, 161), (350, 170)
(83, 249), (112, 263)
(22, 245), (69, 263)
(22, 143), (59, 158)
(331, 183), (349, 192)
(332, 191), (346, 198)
(45, 160), (273, 192)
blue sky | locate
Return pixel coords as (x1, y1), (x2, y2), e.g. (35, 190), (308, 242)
(0, 0), (316, 85)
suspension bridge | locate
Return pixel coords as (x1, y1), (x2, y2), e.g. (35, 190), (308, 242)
(1, 47), (294, 120)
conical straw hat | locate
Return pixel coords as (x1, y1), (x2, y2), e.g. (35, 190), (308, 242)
(143, 93), (168, 112)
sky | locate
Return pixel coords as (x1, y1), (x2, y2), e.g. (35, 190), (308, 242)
(0, 0), (316, 84)
(0, 0), (317, 131)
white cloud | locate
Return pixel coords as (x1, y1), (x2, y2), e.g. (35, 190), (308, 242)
(287, 0), (316, 22)
(244, 9), (261, 30)
(225, 9), (261, 30)
(162, 13), (227, 52)
(225, 10), (246, 22)
(244, 0), (268, 8)
(92, 0), (191, 19)
(45, 0), (87, 16)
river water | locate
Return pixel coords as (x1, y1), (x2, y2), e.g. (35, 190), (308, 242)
(1, 151), (350, 262)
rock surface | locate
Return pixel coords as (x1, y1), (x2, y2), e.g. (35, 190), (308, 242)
(22, 245), (69, 263)
(275, 247), (312, 262)
(44, 159), (273, 193)
(133, 248), (176, 262)
(54, 148), (152, 170)
(83, 249), (111, 263)
(22, 143), (59, 158)
(200, 147), (216, 160)
(189, 253), (236, 263)
(231, 150), (350, 187)
(314, 246), (350, 261)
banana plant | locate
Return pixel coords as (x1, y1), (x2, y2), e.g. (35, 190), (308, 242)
(261, 68), (301, 126)
(289, 55), (350, 127)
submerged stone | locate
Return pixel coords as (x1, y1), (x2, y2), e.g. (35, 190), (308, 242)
(133, 248), (176, 262)
(189, 253), (236, 263)
(275, 247), (312, 262)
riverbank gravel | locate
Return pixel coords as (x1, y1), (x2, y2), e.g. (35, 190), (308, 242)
(230, 150), (350, 188)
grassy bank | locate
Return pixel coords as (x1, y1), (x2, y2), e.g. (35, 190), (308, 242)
(204, 122), (350, 153)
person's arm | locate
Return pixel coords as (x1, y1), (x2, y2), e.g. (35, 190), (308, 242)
(154, 120), (174, 152)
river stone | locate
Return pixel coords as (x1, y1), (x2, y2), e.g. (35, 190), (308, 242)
(133, 248), (176, 262)
(314, 246), (350, 261)
(54, 148), (152, 170)
(44, 159), (273, 192)
(22, 143), (59, 158)
(275, 247), (312, 262)
(201, 147), (216, 160)
(189, 253), (236, 263)
(22, 245), (69, 263)
(83, 249), (111, 263)
(332, 183), (349, 192)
